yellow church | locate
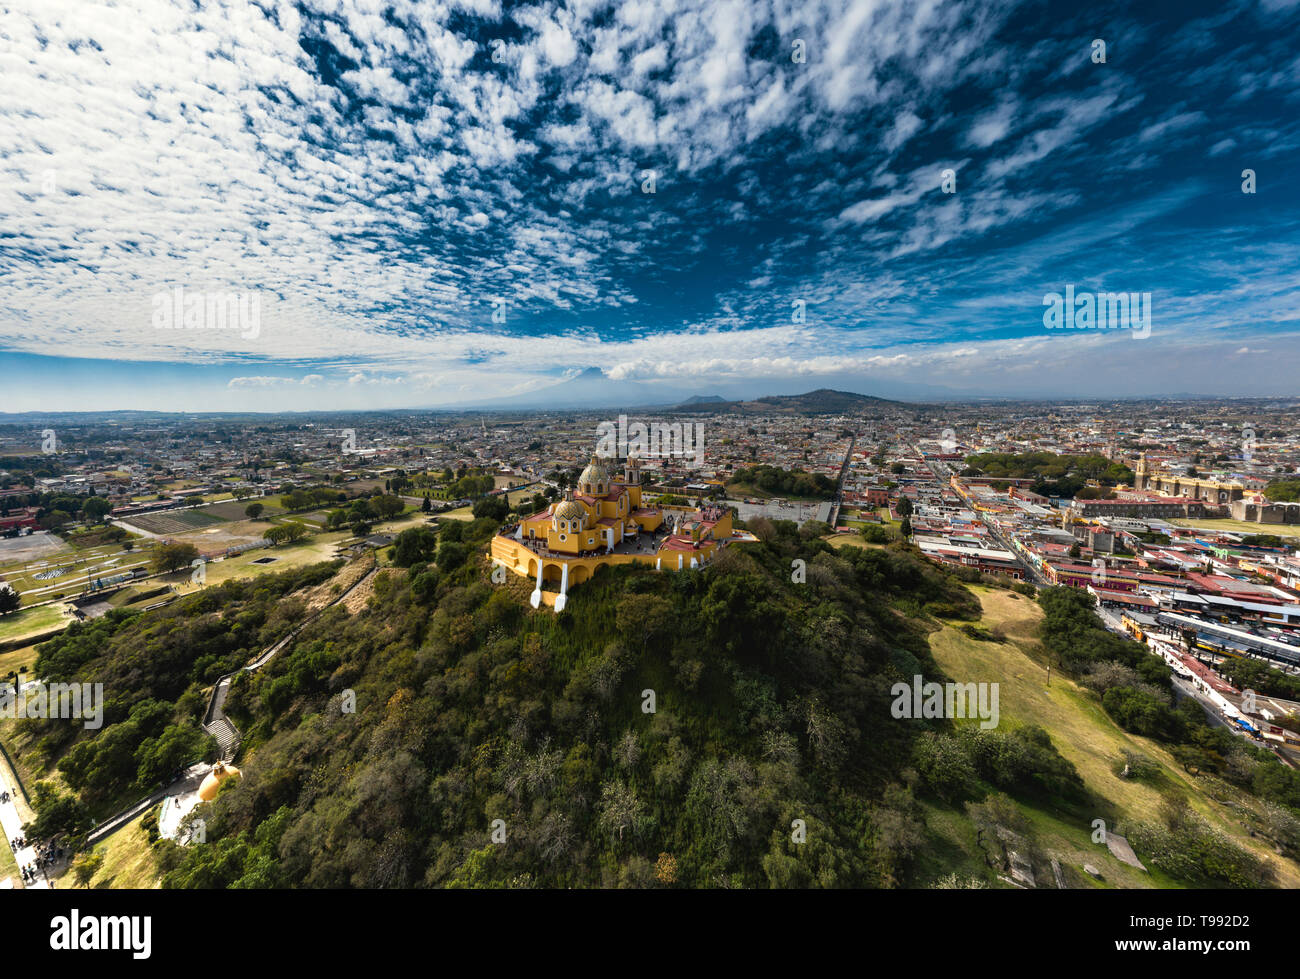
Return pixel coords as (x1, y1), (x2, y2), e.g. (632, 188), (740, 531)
(490, 454), (756, 610)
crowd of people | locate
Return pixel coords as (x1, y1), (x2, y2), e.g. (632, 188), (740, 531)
(4, 790), (65, 886)
(14, 837), (64, 885)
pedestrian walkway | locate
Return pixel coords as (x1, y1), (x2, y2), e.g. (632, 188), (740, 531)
(1, 786), (49, 889)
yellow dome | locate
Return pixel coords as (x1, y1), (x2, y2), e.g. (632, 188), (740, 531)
(578, 456), (611, 493)
(198, 761), (242, 802)
(553, 499), (587, 528)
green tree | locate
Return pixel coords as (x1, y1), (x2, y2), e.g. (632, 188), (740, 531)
(72, 852), (103, 888)
(392, 527), (438, 567)
(151, 542), (200, 574)
(81, 496), (112, 523)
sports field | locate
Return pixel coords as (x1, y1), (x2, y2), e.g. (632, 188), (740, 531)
(122, 508), (226, 536)
(201, 499), (283, 521)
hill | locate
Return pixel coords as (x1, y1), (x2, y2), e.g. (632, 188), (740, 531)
(673, 388), (904, 415)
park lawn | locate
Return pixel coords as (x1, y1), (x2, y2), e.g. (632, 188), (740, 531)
(824, 532), (885, 550)
(927, 585), (1300, 888)
(0, 604), (69, 645)
(0, 643), (43, 677)
(275, 508), (332, 528)
(372, 513), (418, 533)
(85, 814), (161, 889)
(170, 532), (350, 593)
(1168, 518), (1300, 539)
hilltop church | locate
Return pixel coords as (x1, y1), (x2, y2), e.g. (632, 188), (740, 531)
(490, 454), (755, 610)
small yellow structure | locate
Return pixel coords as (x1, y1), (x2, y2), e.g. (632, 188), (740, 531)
(490, 454), (756, 609)
(198, 761), (242, 802)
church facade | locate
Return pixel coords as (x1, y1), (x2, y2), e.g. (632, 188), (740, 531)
(489, 454), (755, 610)
(1133, 453), (1245, 503)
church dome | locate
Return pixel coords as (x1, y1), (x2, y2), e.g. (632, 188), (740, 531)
(198, 761), (242, 802)
(578, 456), (611, 494)
(553, 499), (587, 528)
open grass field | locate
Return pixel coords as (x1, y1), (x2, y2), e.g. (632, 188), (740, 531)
(507, 487), (542, 507)
(278, 508), (331, 527)
(0, 604), (70, 645)
(0, 643), (43, 678)
(168, 533), (350, 594)
(922, 584), (1300, 888)
(824, 532), (885, 550)
(1168, 518), (1300, 539)
(86, 814), (161, 889)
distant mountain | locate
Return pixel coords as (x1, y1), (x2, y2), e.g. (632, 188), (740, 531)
(446, 377), (909, 414)
(755, 388), (902, 412)
(677, 394), (726, 405)
(671, 388), (904, 415)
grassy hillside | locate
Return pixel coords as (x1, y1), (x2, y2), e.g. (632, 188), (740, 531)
(922, 585), (1300, 888)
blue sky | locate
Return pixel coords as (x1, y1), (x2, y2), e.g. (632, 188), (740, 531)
(1, 0), (1298, 412)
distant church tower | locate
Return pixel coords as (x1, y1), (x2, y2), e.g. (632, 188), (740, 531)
(623, 453), (642, 486)
(1135, 452), (1148, 491)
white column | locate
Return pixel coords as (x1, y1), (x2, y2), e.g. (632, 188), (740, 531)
(678, 553), (683, 570)
(555, 563), (570, 612)
(530, 561), (543, 608)
(606, 527), (615, 551)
